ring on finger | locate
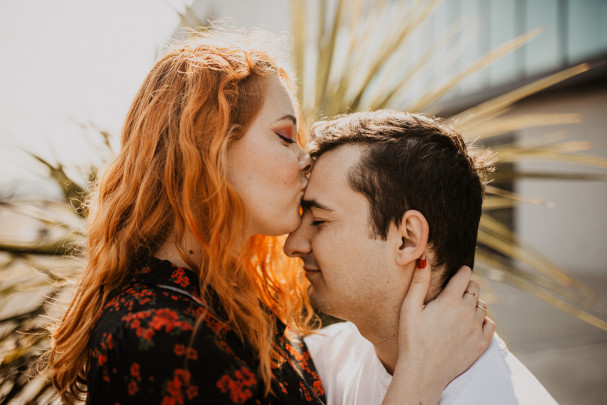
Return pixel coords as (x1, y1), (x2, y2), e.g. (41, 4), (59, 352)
(475, 303), (488, 317)
(463, 290), (476, 297)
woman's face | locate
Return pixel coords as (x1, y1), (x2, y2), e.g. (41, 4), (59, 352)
(227, 76), (312, 237)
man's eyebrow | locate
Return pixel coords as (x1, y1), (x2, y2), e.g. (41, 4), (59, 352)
(301, 199), (333, 212)
(276, 114), (297, 125)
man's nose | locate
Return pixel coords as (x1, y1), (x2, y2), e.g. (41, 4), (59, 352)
(284, 222), (312, 258)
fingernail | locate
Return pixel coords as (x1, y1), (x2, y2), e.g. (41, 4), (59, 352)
(416, 255), (426, 269)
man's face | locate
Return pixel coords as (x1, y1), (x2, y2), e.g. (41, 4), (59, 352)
(284, 144), (406, 323)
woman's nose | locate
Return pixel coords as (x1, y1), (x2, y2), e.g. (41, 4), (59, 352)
(300, 154), (313, 176)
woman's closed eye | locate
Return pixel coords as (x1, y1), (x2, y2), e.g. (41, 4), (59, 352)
(311, 219), (325, 227)
(274, 127), (296, 144)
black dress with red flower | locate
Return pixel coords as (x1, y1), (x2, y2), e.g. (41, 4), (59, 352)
(87, 258), (326, 404)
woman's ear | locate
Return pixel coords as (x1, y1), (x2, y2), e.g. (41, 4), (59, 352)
(395, 210), (429, 266)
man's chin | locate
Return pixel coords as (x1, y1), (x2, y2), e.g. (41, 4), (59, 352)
(308, 292), (333, 317)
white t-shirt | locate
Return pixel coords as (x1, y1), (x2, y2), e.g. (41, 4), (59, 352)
(305, 322), (557, 405)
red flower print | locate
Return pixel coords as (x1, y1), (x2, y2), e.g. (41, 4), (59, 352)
(163, 369), (198, 405)
(174, 344), (186, 356)
(186, 348), (198, 360)
(128, 380), (138, 395)
(186, 385), (198, 400)
(313, 378), (325, 396)
(300, 381), (312, 401)
(171, 268), (190, 288)
(204, 315), (229, 336)
(105, 333), (114, 350)
(130, 363), (141, 381)
(216, 366), (257, 404)
(122, 309), (194, 348)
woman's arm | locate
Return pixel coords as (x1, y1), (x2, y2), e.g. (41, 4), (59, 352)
(382, 261), (495, 405)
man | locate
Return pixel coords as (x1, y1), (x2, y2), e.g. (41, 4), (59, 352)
(284, 110), (556, 404)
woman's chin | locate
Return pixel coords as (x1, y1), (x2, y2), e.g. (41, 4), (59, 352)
(267, 217), (302, 237)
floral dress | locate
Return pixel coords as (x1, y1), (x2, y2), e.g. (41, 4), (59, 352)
(87, 258), (326, 404)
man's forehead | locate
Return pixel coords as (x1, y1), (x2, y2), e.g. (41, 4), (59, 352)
(304, 144), (364, 210)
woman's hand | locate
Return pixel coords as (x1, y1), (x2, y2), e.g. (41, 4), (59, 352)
(383, 259), (495, 405)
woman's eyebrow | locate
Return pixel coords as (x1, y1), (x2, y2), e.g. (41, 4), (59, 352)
(275, 114), (297, 125)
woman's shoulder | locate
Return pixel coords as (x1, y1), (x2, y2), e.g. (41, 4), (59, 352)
(87, 264), (264, 404)
(90, 262), (234, 355)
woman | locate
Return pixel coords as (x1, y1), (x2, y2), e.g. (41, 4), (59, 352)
(49, 30), (493, 404)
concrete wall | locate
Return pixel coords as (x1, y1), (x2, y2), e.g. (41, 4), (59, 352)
(513, 83), (607, 275)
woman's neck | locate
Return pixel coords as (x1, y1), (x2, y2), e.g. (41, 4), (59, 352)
(154, 228), (250, 269)
(154, 230), (201, 269)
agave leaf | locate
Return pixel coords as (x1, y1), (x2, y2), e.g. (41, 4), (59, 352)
(478, 218), (593, 296)
(349, 0), (443, 112)
(372, 19), (463, 110)
(482, 197), (525, 210)
(315, 0), (345, 115)
(484, 266), (607, 331)
(475, 250), (593, 307)
(467, 113), (582, 139)
(495, 140), (591, 156)
(499, 151), (607, 168)
(291, 0), (306, 105)
(25, 153), (88, 218)
(175, 3), (206, 30)
(410, 28), (541, 112)
(492, 170), (607, 182)
(0, 239), (80, 257)
(450, 63), (590, 127)
(484, 185), (552, 207)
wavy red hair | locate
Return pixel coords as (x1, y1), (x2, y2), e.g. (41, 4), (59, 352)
(49, 32), (315, 403)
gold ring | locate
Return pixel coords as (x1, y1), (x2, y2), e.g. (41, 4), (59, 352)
(464, 291), (476, 297)
(476, 304), (488, 317)
(476, 300), (487, 310)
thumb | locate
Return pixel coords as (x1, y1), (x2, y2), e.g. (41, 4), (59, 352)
(404, 255), (431, 309)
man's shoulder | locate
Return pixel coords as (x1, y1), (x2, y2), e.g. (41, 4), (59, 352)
(441, 334), (557, 405)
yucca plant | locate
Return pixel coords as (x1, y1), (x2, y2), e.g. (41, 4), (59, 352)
(0, 128), (109, 403)
(1, 0), (606, 403)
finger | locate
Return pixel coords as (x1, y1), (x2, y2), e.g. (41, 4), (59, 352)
(476, 299), (488, 311)
(403, 255), (431, 309)
(476, 305), (488, 323)
(463, 280), (480, 302)
(482, 317), (496, 340)
(475, 299), (488, 321)
(442, 265), (472, 298)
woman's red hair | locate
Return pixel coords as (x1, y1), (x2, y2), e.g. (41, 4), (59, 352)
(49, 31), (316, 403)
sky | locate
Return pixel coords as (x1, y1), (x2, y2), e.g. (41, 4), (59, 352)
(0, 0), (192, 198)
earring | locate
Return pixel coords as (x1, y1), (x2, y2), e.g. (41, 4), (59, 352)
(416, 254), (427, 269)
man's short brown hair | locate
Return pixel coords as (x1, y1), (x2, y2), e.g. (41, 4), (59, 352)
(309, 110), (494, 287)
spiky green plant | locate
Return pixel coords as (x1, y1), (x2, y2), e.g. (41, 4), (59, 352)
(1, 0), (606, 403)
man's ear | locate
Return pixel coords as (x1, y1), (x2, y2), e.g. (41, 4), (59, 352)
(395, 210), (429, 266)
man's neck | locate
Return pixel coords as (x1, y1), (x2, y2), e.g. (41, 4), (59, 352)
(355, 316), (400, 375)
